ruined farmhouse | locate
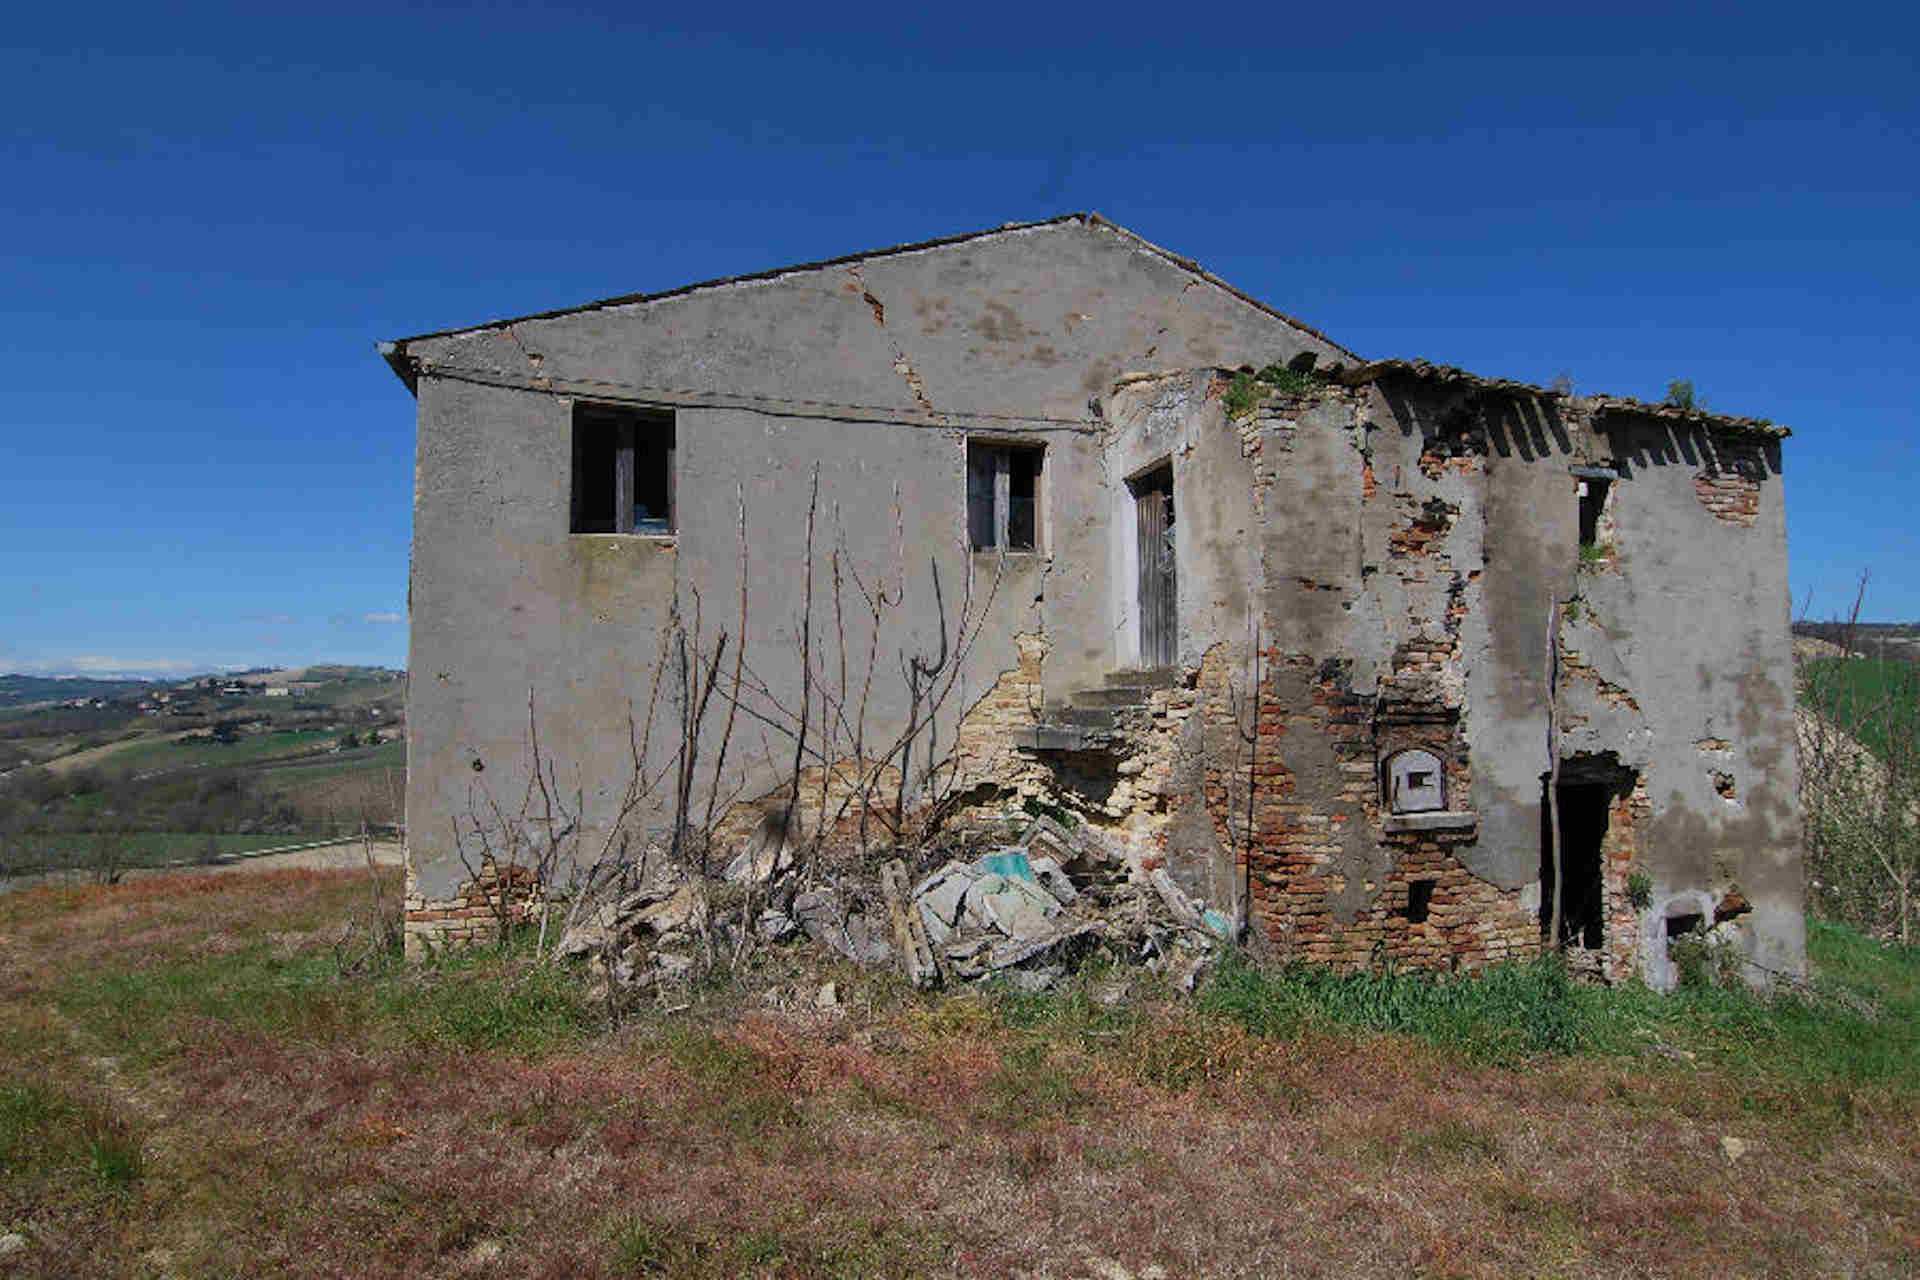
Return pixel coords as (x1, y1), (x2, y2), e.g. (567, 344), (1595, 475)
(380, 214), (1802, 987)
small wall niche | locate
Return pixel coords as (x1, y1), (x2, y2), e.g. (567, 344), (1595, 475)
(1384, 747), (1446, 814)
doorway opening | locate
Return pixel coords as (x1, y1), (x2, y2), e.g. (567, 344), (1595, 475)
(1540, 781), (1608, 949)
(1129, 465), (1176, 668)
(1539, 755), (1636, 951)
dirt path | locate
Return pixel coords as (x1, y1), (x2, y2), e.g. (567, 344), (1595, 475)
(43, 728), (201, 775)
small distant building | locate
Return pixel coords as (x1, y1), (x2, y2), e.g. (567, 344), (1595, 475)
(262, 686), (291, 697)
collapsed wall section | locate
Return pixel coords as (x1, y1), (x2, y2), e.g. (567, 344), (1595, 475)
(970, 367), (1799, 985)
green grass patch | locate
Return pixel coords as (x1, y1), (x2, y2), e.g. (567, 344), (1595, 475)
(982, 1039), (1094, 1126)
(106, 729), (339, 774)
(1196, 950), (1583, 1064)
(1799, 655), (1920, 764)
(57, 928), (597, 1064)
(255, 738), (405, 782)
(1187, 923), (1919, 1094)
(0, 1080), (146, 1208)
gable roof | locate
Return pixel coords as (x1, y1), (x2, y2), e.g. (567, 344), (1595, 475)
(379, 213), (1357, 392)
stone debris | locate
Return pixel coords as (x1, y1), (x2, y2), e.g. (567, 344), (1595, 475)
(571, 811), (1237, 1003)
(558, 874), (708, 996)
(723, 818), (793, 884)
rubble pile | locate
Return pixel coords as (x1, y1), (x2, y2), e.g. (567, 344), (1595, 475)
(558, 816), (1238, 1000)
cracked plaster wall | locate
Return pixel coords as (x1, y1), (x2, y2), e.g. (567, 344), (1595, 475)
(401, 222), (1343, 904)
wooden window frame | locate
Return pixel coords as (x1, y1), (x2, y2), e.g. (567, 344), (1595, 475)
(571, 403), (676, 536)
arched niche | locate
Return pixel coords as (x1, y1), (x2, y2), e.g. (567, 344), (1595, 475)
(1384, 747), (1446, 814)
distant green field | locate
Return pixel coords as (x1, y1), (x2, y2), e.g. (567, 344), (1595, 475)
(106, 730), (339, 776)
(0, 831), (329, 875)
(254, 739), (406, 781)
(1801, 656), (1920, 763)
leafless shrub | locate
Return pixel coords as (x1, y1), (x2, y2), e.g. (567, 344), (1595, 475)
(1799, 574), (1919, 943)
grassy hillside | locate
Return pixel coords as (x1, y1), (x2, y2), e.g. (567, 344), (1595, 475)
(1800, 655), (1920, 764)
(0, 669), (406, 876)
(0, 869), (1912, 1276)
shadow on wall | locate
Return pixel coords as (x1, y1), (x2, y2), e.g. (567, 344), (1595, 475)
(1376, 384), (1573, 463)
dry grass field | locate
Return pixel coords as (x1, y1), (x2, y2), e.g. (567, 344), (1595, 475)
(1, 868), (1914, 1277)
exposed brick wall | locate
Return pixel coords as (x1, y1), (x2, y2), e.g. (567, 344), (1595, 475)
(1333, 836), (1540, 970)
(1559, 645), (1642, 714)
(1693, 470), (1760, 526)
(404, 859), (541, 958)
(1598, 777), (1649, 981)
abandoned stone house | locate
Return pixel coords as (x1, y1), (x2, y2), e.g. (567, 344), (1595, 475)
(380, 213), (1803, 987)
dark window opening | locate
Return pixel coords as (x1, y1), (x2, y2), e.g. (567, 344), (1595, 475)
(1405, 879), (1435, 924)
(1665, 913), (1704, 939)
(572, 404), (675, 535)
(1540, 780), (1609, 948)
(1578, 477), (1610, 547)
(968, 442), (1043, 551)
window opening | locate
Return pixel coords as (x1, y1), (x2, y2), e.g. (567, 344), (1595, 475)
(572, 403), (675, 535)
(1405, 879), (1435, 924)
(1539, 780), (1608, 948)
(968, 441), (1043, 551)
(1573, 466), (1617, 550)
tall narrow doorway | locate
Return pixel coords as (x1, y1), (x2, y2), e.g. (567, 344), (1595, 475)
(1132, 466), (1176, 668)
(1540, 780), (1609, 950)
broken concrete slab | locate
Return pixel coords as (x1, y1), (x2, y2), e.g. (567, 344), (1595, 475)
(628, 882), (701, 935)
(985, 920), (1101, 972)
(1147, 867), (1204, 931)
(970, 874), (1062, 941)
(755, 908), (797, 942)
(792, 888), (855, 959)
(1029, 855), (1078, 905)
(913, 861), (975, 946)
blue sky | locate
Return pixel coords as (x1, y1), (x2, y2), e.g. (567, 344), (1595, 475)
(3, 1), (1915, 678)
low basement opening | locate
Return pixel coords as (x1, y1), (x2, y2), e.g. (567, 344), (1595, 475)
(1405, 878), (1435, 924)
(1665, 913), (1704, 938)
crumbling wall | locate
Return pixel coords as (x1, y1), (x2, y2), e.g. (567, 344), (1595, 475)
(1019, 370), (1804, 984)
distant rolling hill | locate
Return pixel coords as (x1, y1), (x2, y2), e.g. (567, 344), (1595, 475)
(0, 675), (157, 710)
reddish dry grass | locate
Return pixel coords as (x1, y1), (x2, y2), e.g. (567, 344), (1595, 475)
(1, 868), (1914, 1278)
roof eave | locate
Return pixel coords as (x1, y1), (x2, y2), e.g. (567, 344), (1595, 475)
(378, 341), (419, 396)
(1341, 359), (1789, 439)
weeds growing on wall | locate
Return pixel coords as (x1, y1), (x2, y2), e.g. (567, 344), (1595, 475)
(1225, 360), (1326, 419)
